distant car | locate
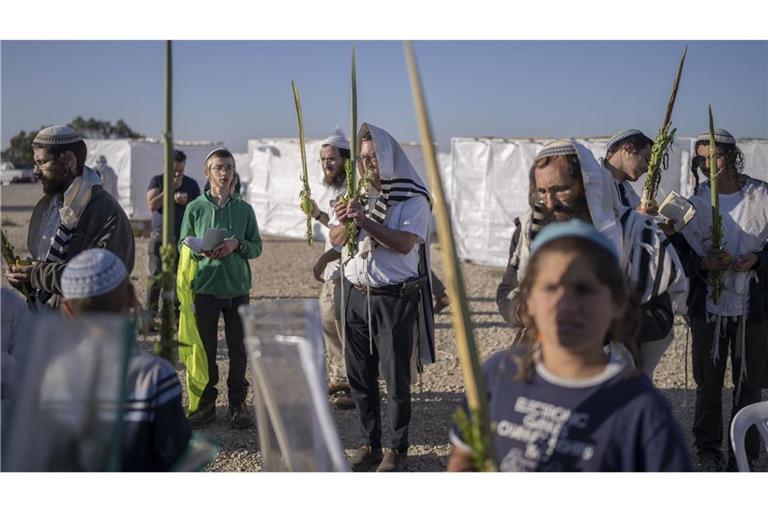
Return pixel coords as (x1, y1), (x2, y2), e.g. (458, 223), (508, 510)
(0, 162), (36, 185)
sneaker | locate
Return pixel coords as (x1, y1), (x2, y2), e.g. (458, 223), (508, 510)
(330, 390), (355, 410)
(376, 447), (408, 472)
(348, 444), (383, 472)
(228, 403), (255, 430)
(697, 452), (724, 472)
(188, 402), (216, 428)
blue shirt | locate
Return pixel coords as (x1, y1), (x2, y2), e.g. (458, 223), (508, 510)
(148, 174), (201, 238)
(451, 348), (692, 472)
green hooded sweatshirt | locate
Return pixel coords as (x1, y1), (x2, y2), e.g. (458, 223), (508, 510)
(178, 191), (262, 299)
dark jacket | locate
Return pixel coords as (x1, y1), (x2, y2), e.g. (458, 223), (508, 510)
(28, 185), (135, 308)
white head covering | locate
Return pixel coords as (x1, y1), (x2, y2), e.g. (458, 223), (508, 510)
(321, 126), (350, 150)
(62, 248), (128, 300)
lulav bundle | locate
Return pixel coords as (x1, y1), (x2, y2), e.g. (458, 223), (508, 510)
(707, 105), (725, 304)
(640, 47), (687, 211)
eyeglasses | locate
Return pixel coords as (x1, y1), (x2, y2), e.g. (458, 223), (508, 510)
(33, 158), (56, 169)
(531, 185), (578, 205)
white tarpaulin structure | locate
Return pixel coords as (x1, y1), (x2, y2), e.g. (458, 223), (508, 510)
(84, 139), (221, 220)
(447, 136), (768, 267)
(245, 138), (450, 241)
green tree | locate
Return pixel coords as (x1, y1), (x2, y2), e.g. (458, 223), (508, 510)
(1, 118), (144, 167)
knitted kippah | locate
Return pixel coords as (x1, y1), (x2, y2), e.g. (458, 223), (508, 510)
(536, 139), (577, 160)
(61, 248), (127, 300)
(606, 128), (645, 153)
(694, 129), (736, 145)
(32, 125), (83, 146)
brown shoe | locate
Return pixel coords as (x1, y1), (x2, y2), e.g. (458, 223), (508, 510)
(433, 294), (450, 314)
(330, 389), (355, 410)
(328, 381), (350, 396)
(348, 444), (383, 472)
(376, 447), (408, 472)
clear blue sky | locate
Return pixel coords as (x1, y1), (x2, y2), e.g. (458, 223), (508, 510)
(2, 40), (766, 153)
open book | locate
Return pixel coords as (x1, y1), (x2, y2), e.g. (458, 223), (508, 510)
(658, 191), (696, 232)
(183, 228), (229, 254)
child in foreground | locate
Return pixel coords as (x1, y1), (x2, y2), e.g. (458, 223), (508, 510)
(448, 220), (692, 472)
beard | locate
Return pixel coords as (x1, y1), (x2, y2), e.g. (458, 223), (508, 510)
(542, 196), (592, 223)
(40, 164), (71, 196)
(323, 170), (346, 189)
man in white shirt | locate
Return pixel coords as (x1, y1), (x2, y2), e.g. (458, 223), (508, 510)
(330, 123), (434, 472)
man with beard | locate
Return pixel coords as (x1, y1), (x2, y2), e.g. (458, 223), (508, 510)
(496, 140), (685, 374)
(4, 125), (134, 310)
(308, 128), (355, 410)
(330, 124), (435, 472)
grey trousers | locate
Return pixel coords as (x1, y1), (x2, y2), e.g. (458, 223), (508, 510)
(319, 278), (346, 385)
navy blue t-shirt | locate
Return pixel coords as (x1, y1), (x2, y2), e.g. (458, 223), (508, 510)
(147, 174), (201, 238)
(451, 349), (692, 472)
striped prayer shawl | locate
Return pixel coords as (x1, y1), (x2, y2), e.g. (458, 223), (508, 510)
(360, 177), (431, 225)
(35, 167), (101, 304)
(618, 206), (684, 305)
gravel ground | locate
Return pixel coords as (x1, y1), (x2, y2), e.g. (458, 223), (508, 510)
(2, 182), (766, 472)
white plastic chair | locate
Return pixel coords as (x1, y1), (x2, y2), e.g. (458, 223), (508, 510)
(729, 400), (768, 472)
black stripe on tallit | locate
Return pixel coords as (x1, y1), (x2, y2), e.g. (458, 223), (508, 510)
(635, 221), (653, 299)
(53, 234), (71, 247)
(619, 208), (632, 226)
(381, 177), (429, 194)
(616, 182), (630, 207)
(387, 191), (431, 203)
(650, 231), (666, 298)
(59, 225), (74, 235)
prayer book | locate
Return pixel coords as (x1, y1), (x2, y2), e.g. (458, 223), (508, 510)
(184, 228), (229, 253)
(658, 191), (696, 231)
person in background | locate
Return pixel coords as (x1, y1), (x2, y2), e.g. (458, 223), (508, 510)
(146, 149), (200, 324)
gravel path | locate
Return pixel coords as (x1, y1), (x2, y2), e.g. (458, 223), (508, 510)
(2, 183), (765, 472)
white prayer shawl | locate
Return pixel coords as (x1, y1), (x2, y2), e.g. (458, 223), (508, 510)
(680, 175), (768, 389)
(513, 141), (685, 306)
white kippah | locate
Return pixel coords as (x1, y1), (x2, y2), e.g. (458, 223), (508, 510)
(62, 248), (128, 300)
(33, 125), (83, 146)
(321, 126), (350, 150)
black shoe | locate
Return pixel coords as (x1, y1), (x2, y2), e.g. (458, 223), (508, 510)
(228, 403), (255, 430)
(188, 402), (216, 428)
(348, 444), (383, 472)
(697, 451), (724, 472)
(376, 447), (408, 472)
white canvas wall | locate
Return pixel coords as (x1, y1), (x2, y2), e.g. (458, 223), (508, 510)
(448, 137), (768, 267)
(85, 139), (220, 220)
(245, 138), (449, 241)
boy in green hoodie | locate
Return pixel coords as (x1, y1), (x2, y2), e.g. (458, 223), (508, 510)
(179, 148), (262, 429)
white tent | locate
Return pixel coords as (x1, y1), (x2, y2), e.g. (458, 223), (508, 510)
(84, 139), (221, 220)
(447, 136), (768, 267)
(245, 138), (450, 241)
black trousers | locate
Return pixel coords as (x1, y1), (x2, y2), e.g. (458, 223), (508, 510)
(146, 232), (179, 317)
(344, 285), (419, 451)
(691, 317), (768, 460)
(194, 293), (250, 406)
